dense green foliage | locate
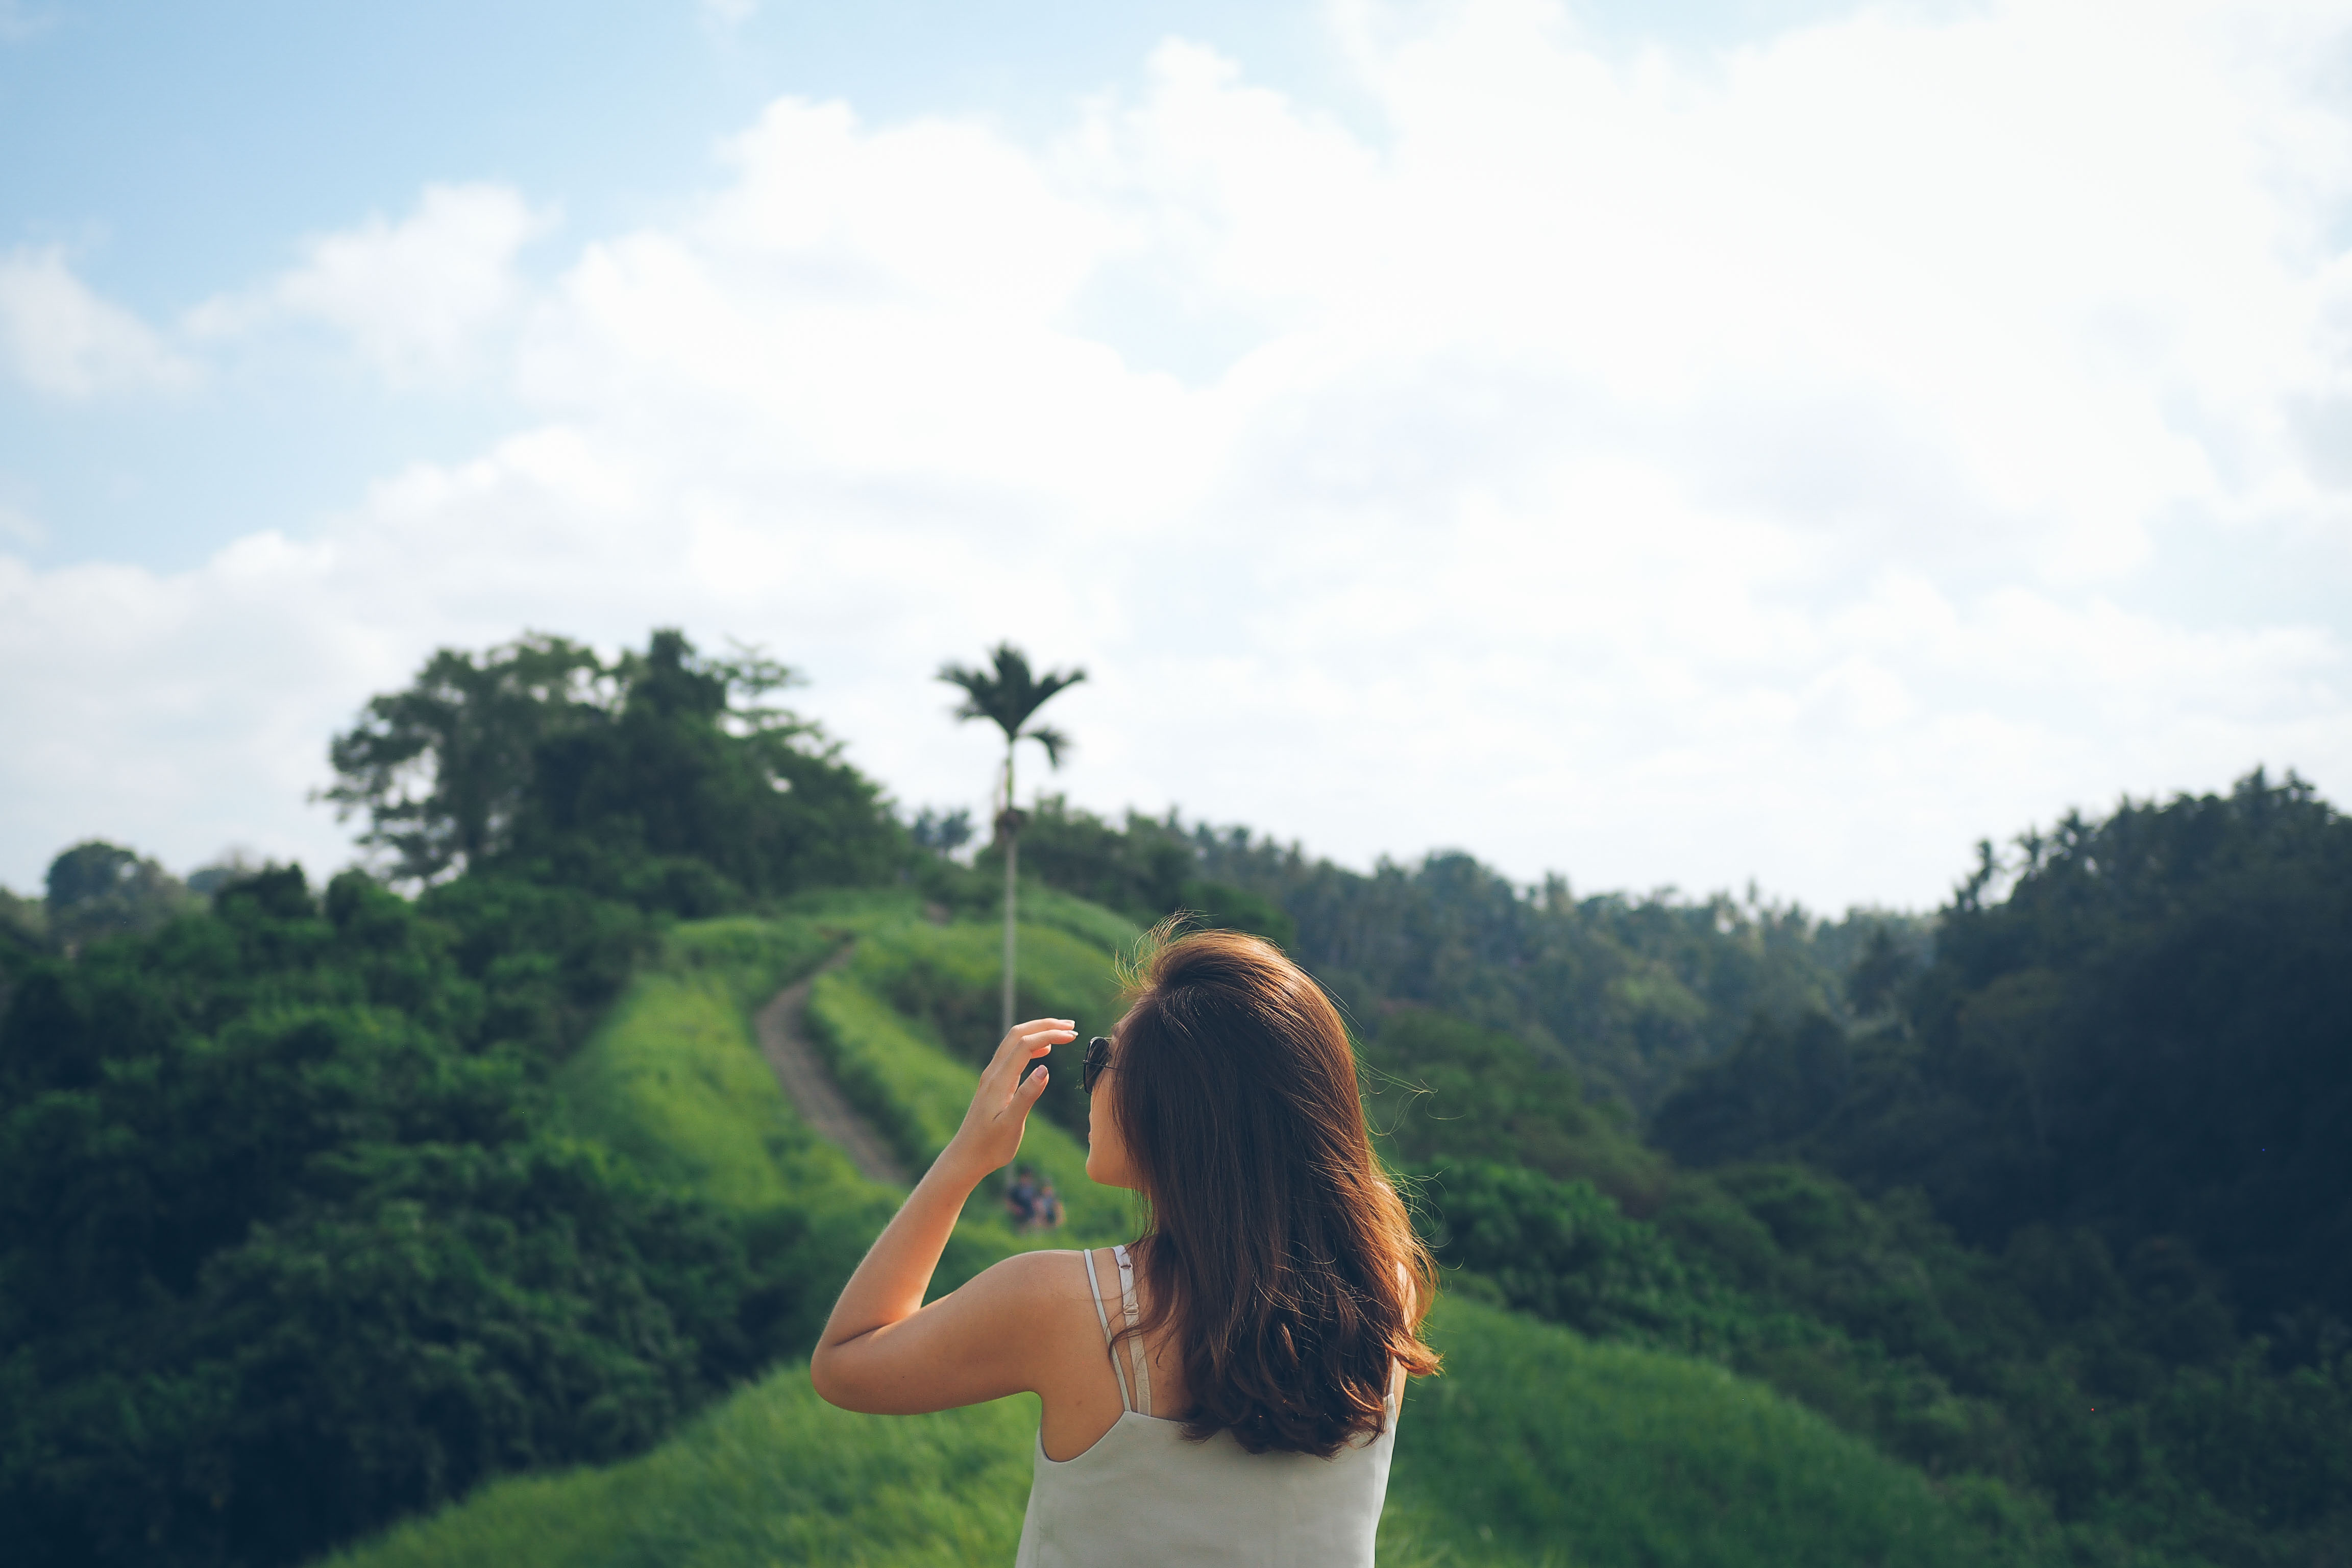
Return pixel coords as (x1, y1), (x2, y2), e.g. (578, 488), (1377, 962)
(1, 630), (927, 1568)
(38, 841), (200, 952)
(0, 868), (787, 1568)
(1732, 770), (2348, 1331)
(1001, 795), (1914, 1113)
(1388, 957), (2352, 1566)
(325, 630), (904, 905)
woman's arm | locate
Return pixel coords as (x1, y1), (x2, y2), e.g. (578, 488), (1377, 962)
(808, 1016), (1074, 1414)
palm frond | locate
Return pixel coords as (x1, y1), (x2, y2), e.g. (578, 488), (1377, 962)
(1026, 724), (1072, 768)
(936, 644), (1086, 741)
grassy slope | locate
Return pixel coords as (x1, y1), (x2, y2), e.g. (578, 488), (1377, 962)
(552, 916), (869, 1212)
(1392, 1300), (2051, 1568)
(325, 897), (2060, 1568)
(325, 1293), (2039, 1568)
(318, 1373), (1039, 1568)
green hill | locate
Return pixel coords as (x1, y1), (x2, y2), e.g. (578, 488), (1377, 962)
(321, 897), (2060, 1568)
(317, 1296), (2045, 1568)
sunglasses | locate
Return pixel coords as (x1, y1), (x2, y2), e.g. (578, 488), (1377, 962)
(1082, 1036), (1113, 1095)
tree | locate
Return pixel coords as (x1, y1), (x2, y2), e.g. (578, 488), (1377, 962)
(909, 807), (974, 853)
(323, 630), (901, 905)
(321, 634), (604, 883)
(937, 644), (1086, 1032)
(42, 840), (193, 953)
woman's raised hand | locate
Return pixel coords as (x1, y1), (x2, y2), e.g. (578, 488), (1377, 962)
(944, 1018), (1073, 1179)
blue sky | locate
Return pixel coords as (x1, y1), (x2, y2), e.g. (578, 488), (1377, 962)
(4, 0), (2348, 908)
(2, 0), (1869, 568)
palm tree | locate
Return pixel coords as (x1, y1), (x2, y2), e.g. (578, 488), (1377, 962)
(938, 644), (1087, 1033)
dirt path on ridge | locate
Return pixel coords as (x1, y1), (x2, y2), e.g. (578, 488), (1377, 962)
(755, 947), (911, 1187)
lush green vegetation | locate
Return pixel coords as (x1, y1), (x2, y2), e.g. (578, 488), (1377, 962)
(322, 629), (907, 908)
(1657, 770), (2352, 1332)
(1395, 1297), (2048, 1568)
(1004, 794), (1919, 1113)
(315, 1372), (1044, 1568)
(0, 633), (922, 1568)
(551, 919), (849, 1211)
(0, 868), (768, 1568)
(7, 626), (2346, 1568)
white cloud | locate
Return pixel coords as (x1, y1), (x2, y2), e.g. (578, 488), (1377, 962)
(0, 248), (193, 398)
(6, 0), (2351, 906)
(190, 183), (551, 381)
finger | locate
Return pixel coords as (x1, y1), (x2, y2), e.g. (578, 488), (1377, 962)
(994, 1021), (1074, 1067)
(987, 1063), (1041, 1125)
(984, 1032), (1064, 1104)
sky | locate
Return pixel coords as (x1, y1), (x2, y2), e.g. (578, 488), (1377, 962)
(3, 0), (2348, 913)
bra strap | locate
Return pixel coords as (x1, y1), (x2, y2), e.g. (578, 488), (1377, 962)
(1085, 1248), (1133, 1413)
(1113, 1243), (1153, 1417)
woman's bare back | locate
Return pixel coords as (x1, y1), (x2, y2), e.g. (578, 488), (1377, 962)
(1035, 1246), (1192, 1460)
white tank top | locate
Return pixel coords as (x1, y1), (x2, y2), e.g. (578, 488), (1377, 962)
(1014, 1246), (1401, 1567)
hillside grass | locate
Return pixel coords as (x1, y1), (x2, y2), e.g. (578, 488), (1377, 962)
(323, 1293), (2059, 1568)
(550, 918), (872, 1207)
(317, 1369), (1041, 1568)
(1392, 1297), (2059, 1567)
(1007, 883), (1148, 954)
(847, 914), (1138, 1048)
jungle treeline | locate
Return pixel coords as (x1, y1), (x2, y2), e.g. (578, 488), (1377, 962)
(1, 628), (2345, 1568)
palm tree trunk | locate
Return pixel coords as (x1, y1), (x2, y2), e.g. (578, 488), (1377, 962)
(1000, 746), (1017, 1036)
(1002, 831), (1018, 1036)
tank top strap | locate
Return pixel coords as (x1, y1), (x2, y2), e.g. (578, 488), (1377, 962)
(1084, 1248), (1133, 1413)
(1112, 1243), (1153, 1417)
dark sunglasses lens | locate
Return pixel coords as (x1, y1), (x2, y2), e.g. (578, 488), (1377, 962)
(1083, 1036), (1111, 1093)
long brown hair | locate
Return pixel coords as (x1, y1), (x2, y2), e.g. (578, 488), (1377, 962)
(1108, 925), (1440, 1456)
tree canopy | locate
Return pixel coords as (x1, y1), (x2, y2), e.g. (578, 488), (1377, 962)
(0, 866), (796, 1568)
(325, 629), (903, 907)
(1653, 769), (2352, 1329)
(40, 840), (195, 952)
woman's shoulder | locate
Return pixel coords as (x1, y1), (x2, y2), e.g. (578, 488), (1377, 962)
(904, 1249), (1110, 1380)
(968, 1246), (1110, 1309)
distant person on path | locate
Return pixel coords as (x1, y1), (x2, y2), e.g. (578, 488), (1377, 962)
(1006, 1165), (1039, 1230)
(1034, 1176), (1064, 1232)
(813, 928), (1437, 1565)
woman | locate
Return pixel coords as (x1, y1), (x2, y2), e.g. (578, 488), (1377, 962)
(810, 928), (1440, 1564)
